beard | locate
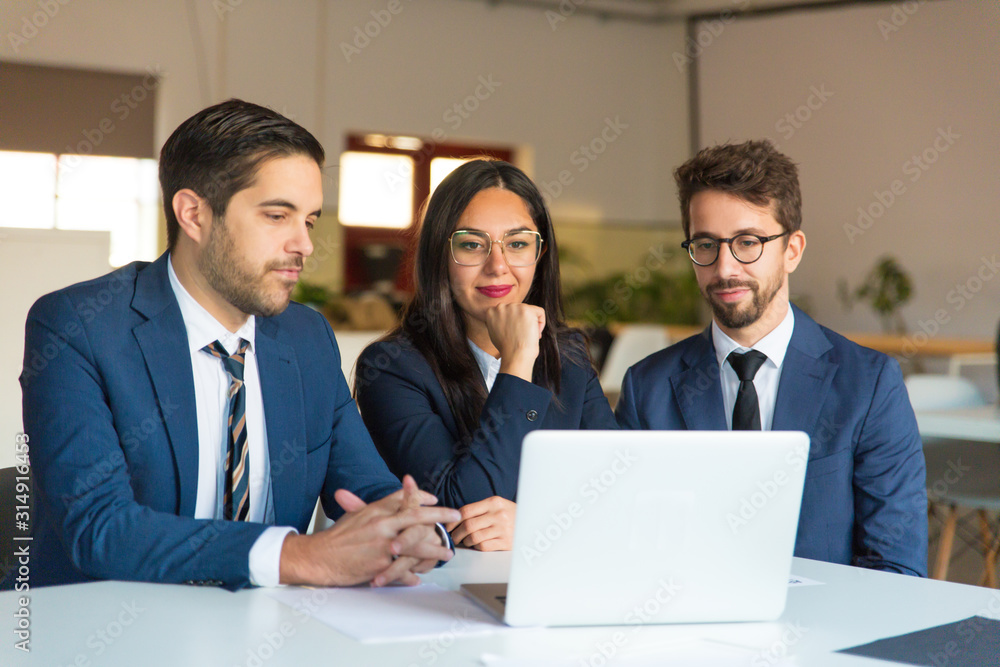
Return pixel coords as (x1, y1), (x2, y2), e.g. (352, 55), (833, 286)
(702, 271), (784, 330)
(198, 217), (303, 319)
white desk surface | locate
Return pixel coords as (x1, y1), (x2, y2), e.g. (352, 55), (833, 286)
(915, 405), (1000, 442)
(3, 551), (999, 666)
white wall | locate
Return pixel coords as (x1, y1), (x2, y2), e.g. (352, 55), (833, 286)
(0, 0), (689, 224)
(697, 0), (1000, 339)
(0, 229), (110, 468)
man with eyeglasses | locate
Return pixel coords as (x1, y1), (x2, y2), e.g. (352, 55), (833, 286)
(615, 140), (927, 577)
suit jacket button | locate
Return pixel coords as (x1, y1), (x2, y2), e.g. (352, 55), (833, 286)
(526, 409), (538, 422)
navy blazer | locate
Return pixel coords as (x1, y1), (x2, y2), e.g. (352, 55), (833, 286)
(10, 254), (400, 589)
(355, 336), (617, 509)
(616, 306), (928, 576)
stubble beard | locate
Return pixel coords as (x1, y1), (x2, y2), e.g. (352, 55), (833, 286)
(199, 217), (301, 319)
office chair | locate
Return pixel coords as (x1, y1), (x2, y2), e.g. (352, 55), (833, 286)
(905, 374), (1000, 586)
(599, 325), (670, 406)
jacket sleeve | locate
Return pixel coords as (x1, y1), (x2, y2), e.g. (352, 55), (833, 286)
(21, 292), (266, 590)
(355, 342), (553, 508)
(850, 356), (929, 576)
(578, 360), (619, 430)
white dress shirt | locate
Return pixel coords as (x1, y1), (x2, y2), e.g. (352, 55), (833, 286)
(168, 257), (294, 586)
(469, 339), (502, 391)
(712, 307), (795, 431)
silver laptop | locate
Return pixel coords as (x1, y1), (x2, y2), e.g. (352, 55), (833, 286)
(462, 430), (809, 627)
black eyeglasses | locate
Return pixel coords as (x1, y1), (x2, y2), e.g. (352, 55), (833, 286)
(681, 232), (789, 266)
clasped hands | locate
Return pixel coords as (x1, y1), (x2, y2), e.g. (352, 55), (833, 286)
(279, 475), (459, 587)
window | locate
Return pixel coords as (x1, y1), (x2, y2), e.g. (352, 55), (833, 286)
(337, 152), (414, 228)
(337, 133), (513, 292)
(0, 62), (159, 267)
(0, 150), (159, 266)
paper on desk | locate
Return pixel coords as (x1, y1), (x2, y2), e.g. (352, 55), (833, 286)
(266, 583), (504, 643)
(788, 574), (823, 587)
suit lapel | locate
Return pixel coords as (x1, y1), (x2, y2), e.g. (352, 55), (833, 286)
(670, 328), (728, 430)
(255, 318), (307, 527)
(131, 255), (200, 516)
(772, 307), (837, 440)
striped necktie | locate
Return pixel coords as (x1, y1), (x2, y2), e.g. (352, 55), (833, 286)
(203, 339), (251, 521)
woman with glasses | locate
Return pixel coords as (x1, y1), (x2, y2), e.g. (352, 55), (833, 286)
(354, 159), (616, 551)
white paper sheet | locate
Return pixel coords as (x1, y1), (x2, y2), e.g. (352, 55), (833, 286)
(266, 583), (504, 643)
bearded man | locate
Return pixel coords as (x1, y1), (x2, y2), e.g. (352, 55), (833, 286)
(615, 140), (927, 577)
(9, 100), (456, 590)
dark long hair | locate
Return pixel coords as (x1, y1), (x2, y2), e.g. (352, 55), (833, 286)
(392, 158), (586, 443)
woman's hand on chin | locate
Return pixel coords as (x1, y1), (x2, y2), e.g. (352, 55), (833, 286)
(487, 303), (545, 382)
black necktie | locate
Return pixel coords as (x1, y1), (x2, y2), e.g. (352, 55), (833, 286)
(728, 350), (767, 431)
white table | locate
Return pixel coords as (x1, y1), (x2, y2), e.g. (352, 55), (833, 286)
(916, 405), (1000, 442)
(3, 551), (999, 666)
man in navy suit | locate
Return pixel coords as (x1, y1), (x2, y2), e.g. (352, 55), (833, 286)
(616, 140), (927, 576)
(10, 100), (457, 590)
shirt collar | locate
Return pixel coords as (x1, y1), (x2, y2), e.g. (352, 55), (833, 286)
(712, 305), (794, 371)
(167, 253), (256, 356)
(467, 338), (501, 385)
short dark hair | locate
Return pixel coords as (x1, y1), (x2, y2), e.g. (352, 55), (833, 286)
(674, 139), (801, 238)
(159, 99), (325, 250)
